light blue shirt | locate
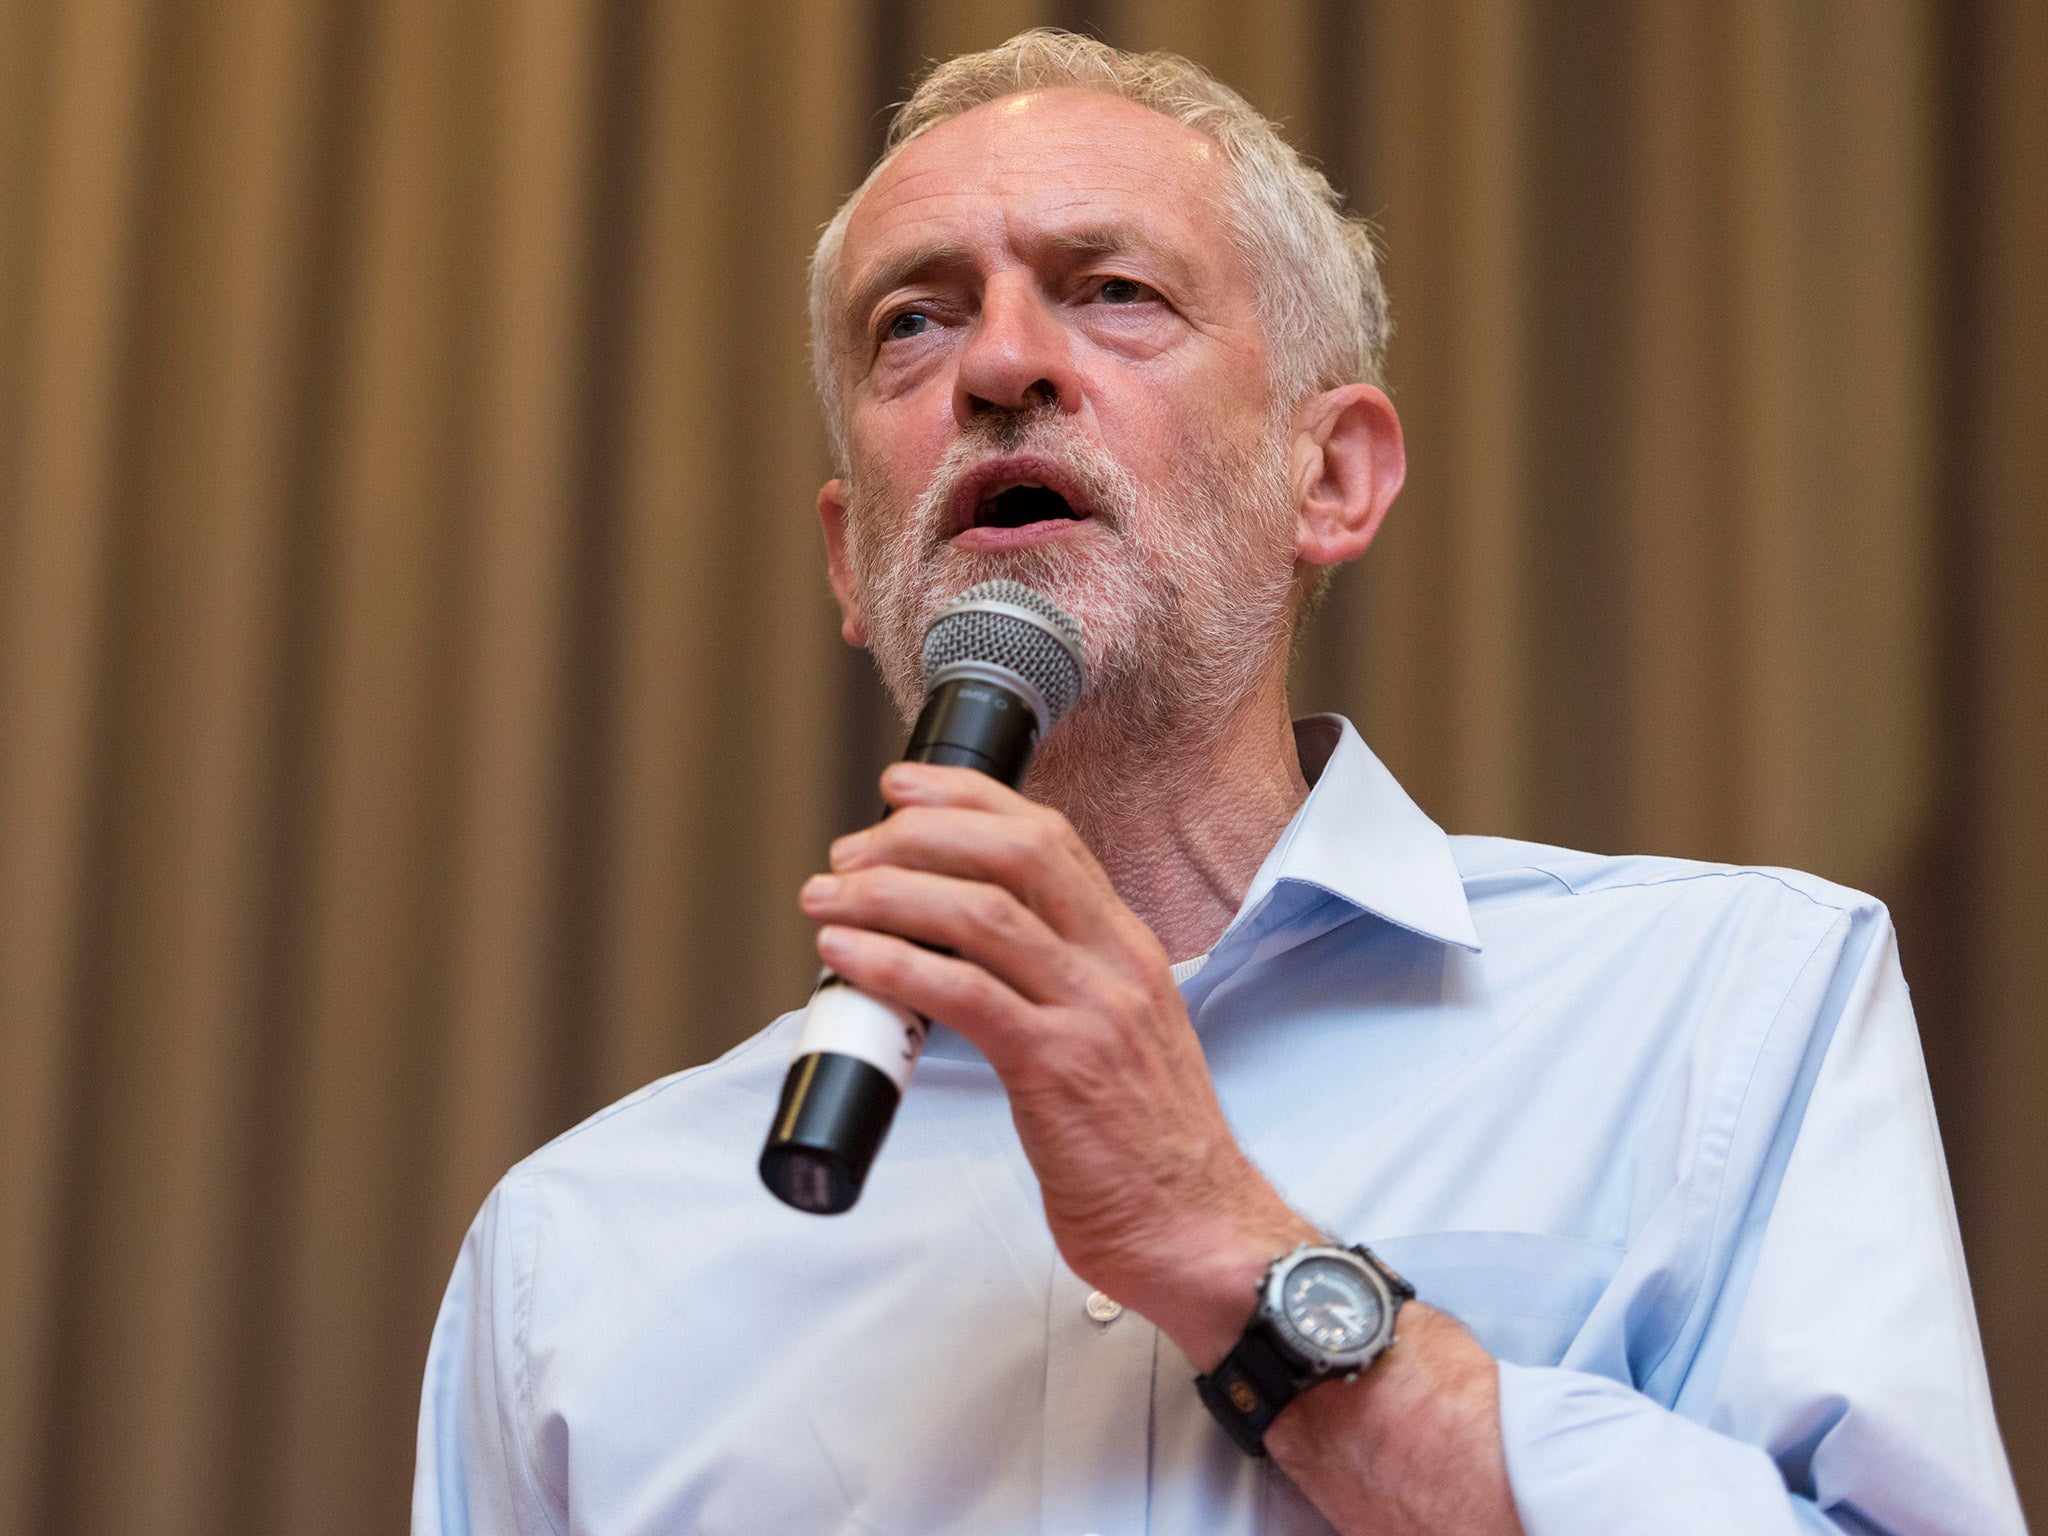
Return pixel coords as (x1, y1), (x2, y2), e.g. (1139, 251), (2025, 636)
(414, 716), (2024, 1536)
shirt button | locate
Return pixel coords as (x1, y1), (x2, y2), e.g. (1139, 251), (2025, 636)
(1084, 1290), (1123, 1323)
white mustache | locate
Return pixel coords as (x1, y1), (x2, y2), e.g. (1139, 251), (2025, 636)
(911, 417), (1138, 550)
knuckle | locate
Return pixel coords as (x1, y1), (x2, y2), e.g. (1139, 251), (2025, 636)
(958, 964), (1004, 1015)
(971, 885), (1019, 935)
(867, 938), (915, 988)
(840, 864), (890, 910)
(988, 826), (1038, 882)
(875, 807), (928, 849)
(1035, 804), (1079, 850)
(1028, 808), (1066, 850)
(937, 959), (1000, 1025)
(873, 861), (918, 898)
(1002, 828), (1039, 872)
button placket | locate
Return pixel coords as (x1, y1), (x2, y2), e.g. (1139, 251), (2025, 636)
(1040, 1264), (1155, 1536)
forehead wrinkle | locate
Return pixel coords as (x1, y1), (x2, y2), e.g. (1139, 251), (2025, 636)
(831, 89), (1254, 365)
(846, 88), (1233, 250)
(1036, 222), (1198, 287)
(845, 189), (1219, 319)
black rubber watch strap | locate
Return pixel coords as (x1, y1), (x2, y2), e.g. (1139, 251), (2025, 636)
(1195, 1322), (1311, 1458)
(1366, 1246), (1417, 1305)
(1196, 1243), (1415, 1458)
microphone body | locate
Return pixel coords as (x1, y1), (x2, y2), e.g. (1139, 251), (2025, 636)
(759, 582), (1085, 1214)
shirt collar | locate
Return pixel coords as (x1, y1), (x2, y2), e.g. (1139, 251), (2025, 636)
(1225, 715), (1482, 953)
(927, 714), (1479, 1061)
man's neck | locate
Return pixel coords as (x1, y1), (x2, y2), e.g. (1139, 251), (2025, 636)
(1027, 692), (1309, 963)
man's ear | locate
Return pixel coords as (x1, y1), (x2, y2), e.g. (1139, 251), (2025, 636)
(817, 478), (870, 647)
(1290, 384), (1405, 570)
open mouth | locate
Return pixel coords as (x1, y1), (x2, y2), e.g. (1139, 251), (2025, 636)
(975, 483), (1086, 529)
(946, 457), (1097, 543)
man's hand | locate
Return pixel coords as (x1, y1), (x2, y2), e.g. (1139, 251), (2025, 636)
(798, 761), (1310, 1357)
(799, 762), (1523, 1535)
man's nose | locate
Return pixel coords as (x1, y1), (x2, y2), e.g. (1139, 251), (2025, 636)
(953, 275), (1083, 425)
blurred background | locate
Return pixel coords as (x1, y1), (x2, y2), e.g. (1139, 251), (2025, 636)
(0, 1), (2040, 1532)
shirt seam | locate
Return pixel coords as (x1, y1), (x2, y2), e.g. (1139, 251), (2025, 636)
(1467, 863), (1577, 898)
(1489, 862), (1859, 915)
(1639, 909), (1852, 1390)
(505, 1172), (571, 1536)
(515, 1019), (793, 1167)
(495, 1022), (796, 1525)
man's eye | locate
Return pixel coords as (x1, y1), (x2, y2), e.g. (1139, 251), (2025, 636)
(885, 310), (932, 341)
(1096, 277), (1153, 305)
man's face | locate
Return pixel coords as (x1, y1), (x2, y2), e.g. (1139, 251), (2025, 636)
(819, 88), (1302, 743)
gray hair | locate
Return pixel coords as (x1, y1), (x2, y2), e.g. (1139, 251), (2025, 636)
(808, 28), (1390, 470)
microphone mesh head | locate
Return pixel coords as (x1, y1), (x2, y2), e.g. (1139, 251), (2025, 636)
(921, 580), (1087, 725)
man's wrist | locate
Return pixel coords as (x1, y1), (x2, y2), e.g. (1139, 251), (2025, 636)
(1136, 1205), (1323, 1372)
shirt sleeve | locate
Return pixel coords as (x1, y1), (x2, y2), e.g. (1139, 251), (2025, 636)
(413, 1176), (564, 1536)
(1496, 906), (2026, 1536)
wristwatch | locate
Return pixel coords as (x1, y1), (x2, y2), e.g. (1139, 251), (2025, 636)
(1195, 1242), (1415, 1457)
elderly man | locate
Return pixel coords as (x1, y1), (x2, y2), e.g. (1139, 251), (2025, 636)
(415, 31), (2023, 1536)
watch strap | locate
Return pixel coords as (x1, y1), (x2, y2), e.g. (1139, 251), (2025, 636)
(1365, 1245), (1418, 1305)
(1196, 1244), (1415, 1458)
(1195, 1320), (1309, 1458)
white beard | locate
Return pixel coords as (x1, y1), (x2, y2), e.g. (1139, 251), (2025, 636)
(842, 405), (1300, 833)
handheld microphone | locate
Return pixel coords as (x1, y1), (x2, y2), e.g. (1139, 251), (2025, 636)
(760, 579), (1087, 1214)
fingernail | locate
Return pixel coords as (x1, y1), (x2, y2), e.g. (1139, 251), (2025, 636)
(881, 764), (918, 792)
(830, 832), (869, 868)
(817, 926), (851, 961)
(801, 874), (839, 904)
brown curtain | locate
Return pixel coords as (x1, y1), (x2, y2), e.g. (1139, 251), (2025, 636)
(0, 2), (2039, 1532)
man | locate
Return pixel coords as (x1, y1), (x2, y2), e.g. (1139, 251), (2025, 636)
(415, 31), (2024, 1536)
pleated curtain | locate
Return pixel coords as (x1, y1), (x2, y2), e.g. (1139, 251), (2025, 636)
(0, 3), (2040, 1533)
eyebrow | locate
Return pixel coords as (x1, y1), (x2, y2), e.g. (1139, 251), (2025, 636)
(842, 241), (976, 341)
(1041, 225), (1160, 262)
(840, 222), (1196, 338)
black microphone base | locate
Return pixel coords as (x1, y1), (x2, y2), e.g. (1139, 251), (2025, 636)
(759, 1051), (902, 1214)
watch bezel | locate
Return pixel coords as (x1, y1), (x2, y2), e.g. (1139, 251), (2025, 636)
(1260, 1243), (1401, 1376)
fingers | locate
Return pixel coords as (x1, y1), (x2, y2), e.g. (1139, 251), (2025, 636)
(815, 924), (1035, 1073)
(830, 766), (1116, 943)
(877, 761), (1020, 815)
(801, 863), (1091, 1006)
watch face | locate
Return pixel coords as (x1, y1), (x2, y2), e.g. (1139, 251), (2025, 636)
(1281, 1256), (1384, 1355)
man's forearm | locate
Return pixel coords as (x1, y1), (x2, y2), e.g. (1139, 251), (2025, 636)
(1265, 1304), (1522, 1536)
(1145, 1206), (1523, 1536)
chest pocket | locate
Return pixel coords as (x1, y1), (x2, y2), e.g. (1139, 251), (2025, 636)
(1372, 1229), (1624, 1367)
